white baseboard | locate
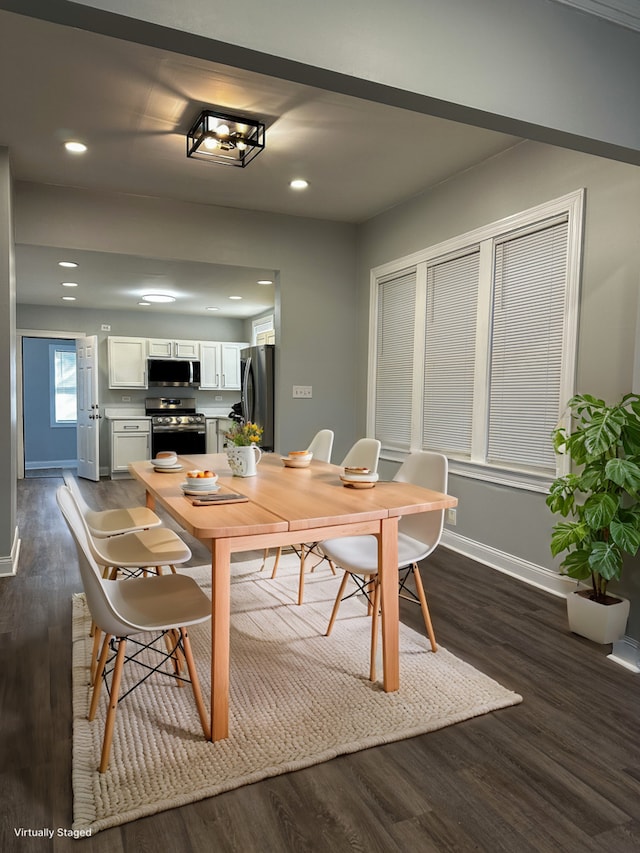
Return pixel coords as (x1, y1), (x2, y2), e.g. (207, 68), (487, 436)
(25, 459), (77, 470)
(0, 528), (21, 577)
(608, 637), (640, 673)
(440, 529), (572, 597)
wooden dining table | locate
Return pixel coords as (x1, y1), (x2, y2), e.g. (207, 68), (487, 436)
(129, 452), (457, 741)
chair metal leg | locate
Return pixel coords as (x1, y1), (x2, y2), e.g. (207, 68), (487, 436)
(411, 563), (437, 651)
(100, 637), (127, 773)
(325, 572), (350, 636)
(180, 627), (211, 740)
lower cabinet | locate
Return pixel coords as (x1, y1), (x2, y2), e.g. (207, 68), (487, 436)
(110, 419), (151, 477)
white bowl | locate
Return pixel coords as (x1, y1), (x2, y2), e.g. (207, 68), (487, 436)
(154, 455), (178, 468)
(185, 471), (218, 487)
(342, 470), (379, 482)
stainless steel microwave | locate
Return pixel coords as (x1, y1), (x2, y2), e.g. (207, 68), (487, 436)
(147, 358), (201, 387)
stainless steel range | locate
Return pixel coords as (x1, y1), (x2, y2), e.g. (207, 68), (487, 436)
(145, 397), (206, 457)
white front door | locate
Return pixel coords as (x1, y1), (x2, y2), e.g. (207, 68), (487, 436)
(76, 335), (100, 481)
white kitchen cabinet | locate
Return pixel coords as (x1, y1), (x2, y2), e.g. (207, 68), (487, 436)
(110, 418), (151, 477)
(148, 339), (200, 359)
(107, 337), (148, 388)
(199, 341), (247, 390)
(206, 417), (233, 452)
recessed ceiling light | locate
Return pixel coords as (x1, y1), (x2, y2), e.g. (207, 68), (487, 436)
(289, 179), (309, 190)
(228, 295), (243, 300)
(65, 141), (87, 154)
(138, 301), (150, 306)
(206, 306), (220, 311)
(257, 279), (273, 285)
(61, 281), (78, 287)
(58, 261), (78, 268)
(62, 295), (76, 301)
(140, 293), (176, 303)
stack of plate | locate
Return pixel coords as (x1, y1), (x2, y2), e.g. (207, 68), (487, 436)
(182, 471), (219, 495)
(340, 467), (379, 489)
(281, 451), (313, 468)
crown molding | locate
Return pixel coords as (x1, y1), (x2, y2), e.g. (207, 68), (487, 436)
(551, 0), (640, 32)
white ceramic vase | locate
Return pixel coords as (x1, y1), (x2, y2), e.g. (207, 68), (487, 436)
(566, 589), (630, 644)
(226, 444), (262, 477)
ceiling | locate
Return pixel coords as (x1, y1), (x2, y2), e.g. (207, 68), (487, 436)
(0, 9), (523, 317)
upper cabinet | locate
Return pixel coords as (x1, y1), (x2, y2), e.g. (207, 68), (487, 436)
(147, 339), (201, 359)
(108, 336), (148, 388)
(107, 336), (247, 389)
(200, 342), (247, 390)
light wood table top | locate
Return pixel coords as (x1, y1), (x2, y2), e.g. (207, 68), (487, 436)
(129, 452), (457, 741)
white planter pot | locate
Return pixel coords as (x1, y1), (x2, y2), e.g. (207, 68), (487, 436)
(566, 590), (630, 645)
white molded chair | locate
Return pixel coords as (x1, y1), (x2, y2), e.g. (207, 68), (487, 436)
(64, 480), (192, 679)
(321, 451), (447, 681)
(273, 437), (381, 606)
(57, 486), (211, 772)
(306, 429), (334, 464)
(64, 472), (162, 538)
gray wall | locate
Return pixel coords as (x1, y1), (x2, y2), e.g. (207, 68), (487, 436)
(11, 0), (640, 161)
(357, 140), (640, 636)
(14, 183), (359, 463)
(0, 148), (16, 573)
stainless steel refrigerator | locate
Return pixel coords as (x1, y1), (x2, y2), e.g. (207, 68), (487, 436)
(240, 344), (275, 451)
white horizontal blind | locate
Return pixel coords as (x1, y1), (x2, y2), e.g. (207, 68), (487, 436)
(487, 218), (569, 472)
(375, 271), (416, 450)
(422, 250), (480, 456)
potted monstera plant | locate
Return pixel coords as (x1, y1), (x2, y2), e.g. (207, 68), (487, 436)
(546, 392), (640, 643)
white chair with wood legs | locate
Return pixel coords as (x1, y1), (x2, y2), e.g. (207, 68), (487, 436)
(64, 483), (192, 680)
(64, 472), (162, 537)
(57, 485), (211, 773)
(321, 451), (448, 681)
(272, 437), (381, 606)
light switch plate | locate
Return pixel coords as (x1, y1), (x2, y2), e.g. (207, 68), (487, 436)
(293, 385), (312, 398)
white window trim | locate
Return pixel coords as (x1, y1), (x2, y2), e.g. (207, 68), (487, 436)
(367, 189), (584, 491)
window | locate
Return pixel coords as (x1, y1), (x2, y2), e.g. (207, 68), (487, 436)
(368, 190), (583, 490)
(50, 344), (77, 425)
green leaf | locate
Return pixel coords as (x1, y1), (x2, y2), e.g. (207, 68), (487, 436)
(582, 409), (625, 457)
(609, 517), (640, 555)
(560, 548), (592, 581)
(550, 521), (589, 556)
(588, 541), (623, 581)
(605, 458), (640, 493)
(582, 492), (618, 529)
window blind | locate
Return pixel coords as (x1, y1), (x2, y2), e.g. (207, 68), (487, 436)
(374, 271), (416, 449)
(487, 219), (568, 472)
(422, 250), (480, 456)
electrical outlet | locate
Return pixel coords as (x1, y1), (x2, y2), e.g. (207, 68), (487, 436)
(121, 396), (131, 402)
(101, 324), (111, 331)
(446, 508), (457, 525)
(293, 385), (312, 398)
(215, 395), (223, 401)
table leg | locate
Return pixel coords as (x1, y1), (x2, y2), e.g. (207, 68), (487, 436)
(145, 490), (155, 510)
(378, 515), (399, 692)
(210, 538), (231, 740)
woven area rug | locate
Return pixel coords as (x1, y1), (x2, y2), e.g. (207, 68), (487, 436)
(71, 552), (522, 833)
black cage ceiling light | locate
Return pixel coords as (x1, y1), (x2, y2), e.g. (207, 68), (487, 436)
(186, 109), (265, 167)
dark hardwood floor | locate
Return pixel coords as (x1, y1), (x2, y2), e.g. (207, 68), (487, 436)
(2, 475), (639, 852)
